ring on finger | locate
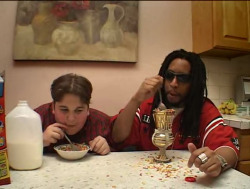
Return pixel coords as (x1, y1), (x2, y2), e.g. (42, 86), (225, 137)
(198, 153), (208, 164)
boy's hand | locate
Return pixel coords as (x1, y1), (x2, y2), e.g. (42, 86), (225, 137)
(89, 136), (110, 155)
(43, 123), (66, 147)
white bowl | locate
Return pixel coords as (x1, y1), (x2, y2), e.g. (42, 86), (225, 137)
(54, 144), (89, 160)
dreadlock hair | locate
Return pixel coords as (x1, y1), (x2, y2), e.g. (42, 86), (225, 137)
(150, 49), (208, 143)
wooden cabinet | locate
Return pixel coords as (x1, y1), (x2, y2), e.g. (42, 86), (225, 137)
(192, 1), (250, 58)
(234, 128), (250, 176)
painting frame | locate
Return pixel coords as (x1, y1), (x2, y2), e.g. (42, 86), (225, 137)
(13, 1), (138, 63)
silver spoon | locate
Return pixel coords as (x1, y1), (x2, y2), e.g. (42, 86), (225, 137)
(158, 89), (167, 110)
(64, 132), (81, 151)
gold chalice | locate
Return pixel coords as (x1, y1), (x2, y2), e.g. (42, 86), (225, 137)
(152, 109), (175, 163)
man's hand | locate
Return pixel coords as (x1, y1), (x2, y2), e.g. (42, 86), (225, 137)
(187, 143), (222, 177)
(133, 75), (163, 104)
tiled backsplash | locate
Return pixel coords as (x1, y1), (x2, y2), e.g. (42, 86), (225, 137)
(202, 55), (250, 107)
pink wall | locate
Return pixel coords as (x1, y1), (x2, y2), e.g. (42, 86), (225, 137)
(1, 1), (249, 116)
(0, 1), (192, 115)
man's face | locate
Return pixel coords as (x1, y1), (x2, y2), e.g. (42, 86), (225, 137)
(164, 58), (191, 107)
(53, 93), (89, 135)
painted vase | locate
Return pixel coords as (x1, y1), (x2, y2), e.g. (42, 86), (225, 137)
(100, 4), (125, 48)
(31, 2), (57, 45)
(52, 21), (82, 56)
(79, 10), (101, 44)
(16, 1), (38, 26)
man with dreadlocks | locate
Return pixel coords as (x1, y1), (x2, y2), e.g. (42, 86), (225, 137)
(110, 49), (239, 177)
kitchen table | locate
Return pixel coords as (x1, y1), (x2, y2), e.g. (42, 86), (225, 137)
(3, 150), (250, 189)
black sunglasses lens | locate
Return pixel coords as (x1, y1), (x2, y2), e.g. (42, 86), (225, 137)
(165, 71), (191, 82)
(165, 71), (175, 80)
(177, 75), (191, 82)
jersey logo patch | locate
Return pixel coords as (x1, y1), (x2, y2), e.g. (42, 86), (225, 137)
(231, 137), (240, 150)
(142, 114), (150, 124)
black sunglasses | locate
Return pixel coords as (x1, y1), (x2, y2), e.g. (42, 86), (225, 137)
(164, 70), (191, 83)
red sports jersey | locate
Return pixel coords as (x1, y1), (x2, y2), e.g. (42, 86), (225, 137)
(110, 97), (239, 157)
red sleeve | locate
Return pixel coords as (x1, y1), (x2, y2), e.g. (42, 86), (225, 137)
(200, 100), (240, 157)
(204, 124), (239, 156)
(109, 109), (141, 151)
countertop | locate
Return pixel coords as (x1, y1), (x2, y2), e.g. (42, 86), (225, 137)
(223, 114), (250, 129)
(3, 151), (250, 189)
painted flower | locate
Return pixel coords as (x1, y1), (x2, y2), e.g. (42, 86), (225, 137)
(52, 1), (90, 21)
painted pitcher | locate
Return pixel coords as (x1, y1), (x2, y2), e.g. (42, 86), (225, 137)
(100, 4), (125, 48)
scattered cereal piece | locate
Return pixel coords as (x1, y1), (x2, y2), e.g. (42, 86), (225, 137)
(185, 177), (196, 182)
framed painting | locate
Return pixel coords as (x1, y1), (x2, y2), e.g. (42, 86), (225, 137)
(13, 1), (138, 62)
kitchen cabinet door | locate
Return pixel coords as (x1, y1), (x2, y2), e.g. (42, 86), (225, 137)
(192, 1), (250, 58)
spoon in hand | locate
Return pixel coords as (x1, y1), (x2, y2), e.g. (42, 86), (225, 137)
(158, 89), (167, 110)
(64, 132), (81, 151)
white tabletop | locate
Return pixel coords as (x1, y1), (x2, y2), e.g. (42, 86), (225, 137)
(4, 151), (250, 189)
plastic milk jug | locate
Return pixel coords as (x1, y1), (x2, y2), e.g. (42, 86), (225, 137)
(6, 100), (43, 170)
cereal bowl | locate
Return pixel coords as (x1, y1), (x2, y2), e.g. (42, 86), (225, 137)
(54, 144), (89, 160)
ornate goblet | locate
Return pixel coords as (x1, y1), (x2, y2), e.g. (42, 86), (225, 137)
(152, 109), (175, 163)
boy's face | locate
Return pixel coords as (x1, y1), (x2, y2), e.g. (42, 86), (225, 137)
(52, 93), (89, 135)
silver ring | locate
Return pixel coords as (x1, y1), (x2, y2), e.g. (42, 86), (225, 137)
(198, 153), (208, 164)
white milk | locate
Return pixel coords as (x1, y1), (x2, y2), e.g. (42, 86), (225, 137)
(6, 100), (43, 170)
(7, 142), (43, 170)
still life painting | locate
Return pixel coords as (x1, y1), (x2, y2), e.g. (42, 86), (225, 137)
(13, 1), (138, 62)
